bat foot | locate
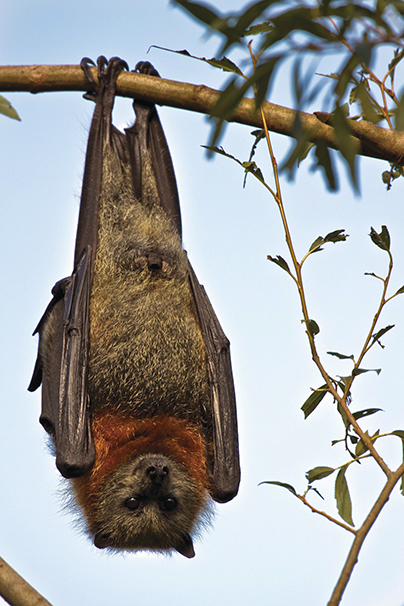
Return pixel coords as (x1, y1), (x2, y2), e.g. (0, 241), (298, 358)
(134, 61), (160, 78)
(81, 55), (128, 101)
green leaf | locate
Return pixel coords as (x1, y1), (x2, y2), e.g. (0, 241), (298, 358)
(202, 144), (241, 164)
(243, 130), (266, 186)
(352, 408), (382, 421)
(254, 56), (283, 108)
(267, 255), (291, 274)
(152, 47), (245, 76)
(382, 164), (404, 191)
(249, 129), (265, 158)
(317, 72), (340, 82)
(311, 139), (337, 190)
(333, 103), (359, 191)
(307, 230), (348, 256)
(304, 319), (320, 337)
(260, 6), (335, 53)
(207, 77), (251, 150)
(355, 430), (380, 457)
(335, 52), (361, 100)
(335, 466), (354, 526)
(369, 225), (390, 251)
(245, 21), (272, 35)
(392, 431), (404, 495)
(281, 124), (315, 179)
(298, 142), (315, 165)
(388, 48), (404, 75)
(259, 480), (297, 495)
(352, 367), (381, 376)
(349, 85), (358, 104)
(355, 431), (369, 457)
(396, 90), (404, 132)
(327, 351), (354, 360)
(241, 160), (265, 183)
(371, 325), (394, 346)
(306, 466), (335, 483)
(204, 56), (244, 76)
(355, 80), (381, 124)
(0, 96), (21, 121)
(382, 170), (391, 186)
(209, 76), (249, 122)
(394, 286), (404, 296)
(229, 0), (277, 49)
(207, 53), (283, 151)
(337, 400), (350, 428)
(324, 229), (348, 243)
(309, 236), (324, 253)
(174, 0), (224, 30)
(301, 384), (328, 419)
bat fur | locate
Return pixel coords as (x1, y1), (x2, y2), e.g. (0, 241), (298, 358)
(29, 57), (239, 558)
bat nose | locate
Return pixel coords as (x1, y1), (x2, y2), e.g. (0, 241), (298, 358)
(147, 253), (163, 270)
(146, 462), (169, 485)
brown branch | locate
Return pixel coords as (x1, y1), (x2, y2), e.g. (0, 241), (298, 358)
(0, 556), (53, 606)
(1, 64), (404, 165)
(327, 462), (404, 606)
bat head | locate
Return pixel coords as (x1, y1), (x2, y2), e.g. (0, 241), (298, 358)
(89, 453), (209, 558)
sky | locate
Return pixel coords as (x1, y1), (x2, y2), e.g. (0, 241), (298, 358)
(1, 2), (404, 605)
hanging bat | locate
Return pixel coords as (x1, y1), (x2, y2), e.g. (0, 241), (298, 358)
(28, 56), (240, 559)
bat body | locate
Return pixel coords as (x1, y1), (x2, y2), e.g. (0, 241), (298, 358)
(29, 57), (240, 558)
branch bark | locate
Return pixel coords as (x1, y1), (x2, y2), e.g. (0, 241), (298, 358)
(1, 64), (404, 165)
(0, 557), (53, 606)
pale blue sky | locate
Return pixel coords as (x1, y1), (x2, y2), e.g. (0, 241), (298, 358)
(1, 2), (404, 605)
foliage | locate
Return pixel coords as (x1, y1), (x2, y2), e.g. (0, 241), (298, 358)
(173, 0), (404, 191)
(0, 95), (20, 120)
(173, 2), (404, 604)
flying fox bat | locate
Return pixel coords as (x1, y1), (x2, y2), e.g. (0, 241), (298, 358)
(28, 56), (240, 558)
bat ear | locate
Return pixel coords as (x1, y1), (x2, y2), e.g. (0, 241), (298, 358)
(175, 534), (195, 559)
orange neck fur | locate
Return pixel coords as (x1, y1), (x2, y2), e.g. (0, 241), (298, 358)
(72, 412), (209, 521)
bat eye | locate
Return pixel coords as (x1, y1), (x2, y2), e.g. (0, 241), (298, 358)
(160, 497), (177, 512)
(125, 497), (140, 510)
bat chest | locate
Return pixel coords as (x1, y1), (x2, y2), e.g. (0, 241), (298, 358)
(87, 193), (210, 424)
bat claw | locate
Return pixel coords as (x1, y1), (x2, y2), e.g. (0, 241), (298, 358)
(134, 60), (160, 78)
(81, 56), (128, 102)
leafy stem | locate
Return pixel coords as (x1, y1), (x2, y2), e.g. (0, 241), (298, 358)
(326, 13), (397, 128)
(297, 490), (357, 535)
(249, 43), (390, 478)
(211, 41), (403, 606)
(358, 249), (393, 360)
(327, 461), (404, 606)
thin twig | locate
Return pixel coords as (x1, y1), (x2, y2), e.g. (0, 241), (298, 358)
(297, 494), (357, 534)
(247, 46), (403, 606)
(326, 15), (395, 127)
(327, 462), (404, 606)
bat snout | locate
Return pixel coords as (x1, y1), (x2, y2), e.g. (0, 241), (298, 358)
(146, 253), (163, 271)
(146, 461), (169, 486)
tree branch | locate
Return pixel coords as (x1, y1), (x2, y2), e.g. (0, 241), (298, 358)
(0, 556), (53, 606)
(327, 462), (404, 606)
(1, 64), (403, 165)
